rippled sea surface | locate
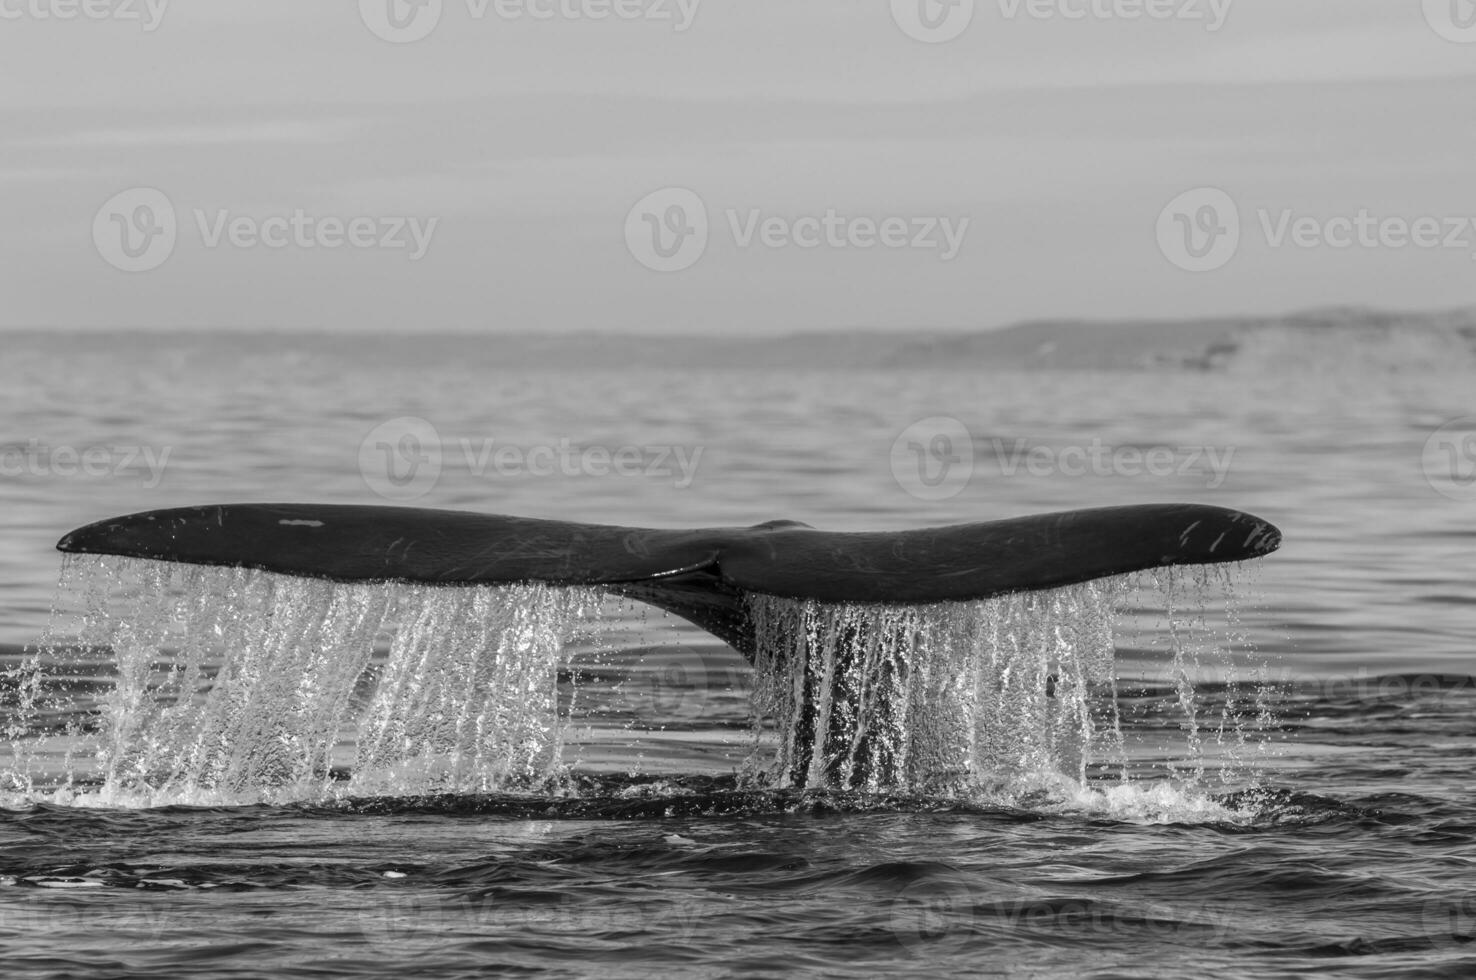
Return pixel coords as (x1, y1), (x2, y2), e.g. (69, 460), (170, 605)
(2, 331), (1474, 979)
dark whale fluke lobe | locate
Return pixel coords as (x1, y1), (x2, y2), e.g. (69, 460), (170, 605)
(57, 503), (1280, 659)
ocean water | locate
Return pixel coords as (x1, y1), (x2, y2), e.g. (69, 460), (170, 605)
(1, 330), (1475, 979)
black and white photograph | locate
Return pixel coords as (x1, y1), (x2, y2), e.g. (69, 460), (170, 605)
(2, 2), (1475, 977)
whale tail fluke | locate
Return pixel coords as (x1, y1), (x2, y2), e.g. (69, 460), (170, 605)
(56, 502), (1280, 659)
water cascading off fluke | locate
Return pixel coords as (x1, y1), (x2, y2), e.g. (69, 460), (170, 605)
(3, 557), (1271, 806)
(9, 503), (1281, 805)
(745, 580), (1124, 795)
(8, 557), (606, 804)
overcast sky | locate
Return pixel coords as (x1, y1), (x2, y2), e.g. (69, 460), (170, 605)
(3, 0), (1474, 333)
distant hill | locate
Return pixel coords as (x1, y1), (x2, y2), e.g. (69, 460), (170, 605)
(879, 307), (1476, 372)
(11, 306), (1476, 372)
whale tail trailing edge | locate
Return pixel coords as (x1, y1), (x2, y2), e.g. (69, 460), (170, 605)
(55, 502), (1281, 659)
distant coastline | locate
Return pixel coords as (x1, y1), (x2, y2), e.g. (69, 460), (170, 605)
(11, 306), (1476, 372)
